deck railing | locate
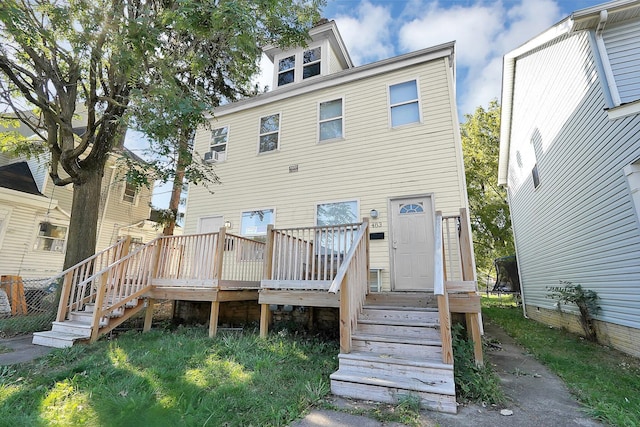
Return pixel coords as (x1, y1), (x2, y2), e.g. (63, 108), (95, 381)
(327, 219), (370, 353)
(263, 223), (361, 288)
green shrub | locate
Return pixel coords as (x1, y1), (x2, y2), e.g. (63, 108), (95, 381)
(547, 281), (600, 341)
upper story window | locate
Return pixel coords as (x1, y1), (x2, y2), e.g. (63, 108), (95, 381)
(34, 222), (67, 252)
(303, 47), (321, 79)
(206, 126), (228, 162)
(276, 47), (322, 87)
(389, 80), (420, 127)
(123, 182), (138, 204)
(319, 98), (343, 142)
(259, 114), (280, 153)
(278, 55), (296, 86)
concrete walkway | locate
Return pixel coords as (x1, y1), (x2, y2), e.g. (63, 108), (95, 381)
(0, 334), (54, 365)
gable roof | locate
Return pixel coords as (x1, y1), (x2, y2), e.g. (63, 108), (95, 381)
(0, 161), (43, 196)
(498, 0), (640, 185)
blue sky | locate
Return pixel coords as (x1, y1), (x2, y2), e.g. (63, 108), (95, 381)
(144, 0), (607, 211)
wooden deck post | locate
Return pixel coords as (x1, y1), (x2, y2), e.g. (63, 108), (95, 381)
(339, 275), (351, 354)
(209, 301), (220, 337)
(215, 227), (226, 281)
(56, 271), (74, 322)
(459, 208), (483, 365)
(143, 298), (155, 332)
(260, 304), (270, 338)
(90, 274), (108, 343)
(438, 293), (454, 364)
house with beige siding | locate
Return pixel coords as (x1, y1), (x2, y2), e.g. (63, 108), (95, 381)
(185, 20), (471, 293)
(499, 0), (640, 357)
(32, 21), (481, 413)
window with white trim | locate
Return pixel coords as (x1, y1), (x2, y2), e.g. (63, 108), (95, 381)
(208, 126), (228, 162)
(259, 114), (280, 153)
(34, 222), (67, 252)
(318, 98), (343, 141)
(240, 209), (274, 236)
(389, 80), (420, 127)
(316, 200), (359, 255)
(276, 47), (322, 87)
(123, 182), (138, 204)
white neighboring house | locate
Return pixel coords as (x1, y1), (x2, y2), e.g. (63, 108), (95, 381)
(185, 19), (472, 292)
(499, 0), (640, 357)
(0, 144), (161, 280)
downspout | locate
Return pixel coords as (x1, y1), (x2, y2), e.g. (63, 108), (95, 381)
(594, 10), (621, 107)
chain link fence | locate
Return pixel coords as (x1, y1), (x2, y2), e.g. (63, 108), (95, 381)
(0, 275), (61, 338)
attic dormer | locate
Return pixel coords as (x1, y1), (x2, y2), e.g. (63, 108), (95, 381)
(263, 19), (353, 89)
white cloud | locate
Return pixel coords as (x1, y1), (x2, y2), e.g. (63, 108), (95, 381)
(397, 0), (562, 114)
(335, 1), (395, 66)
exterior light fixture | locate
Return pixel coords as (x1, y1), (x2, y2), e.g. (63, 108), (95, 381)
(224, 221), (231, 228)
(370, 209), (379, 219)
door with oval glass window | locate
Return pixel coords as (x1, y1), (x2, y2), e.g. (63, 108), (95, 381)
(390, 195), (435, 291)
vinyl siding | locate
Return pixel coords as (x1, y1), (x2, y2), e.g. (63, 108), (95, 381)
(506, 30), (640, 331)
(186, 56), (467, 290)
(0, 190), (69, 279)
(603, 19), (640, 103)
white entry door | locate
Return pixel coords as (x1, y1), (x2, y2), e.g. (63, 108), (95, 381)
(390, 196), (435, 291)
(197, 215), (224, 234)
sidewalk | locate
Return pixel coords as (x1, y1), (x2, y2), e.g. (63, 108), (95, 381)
(293, 320), (601, 427)
(0, 334), (54, 365)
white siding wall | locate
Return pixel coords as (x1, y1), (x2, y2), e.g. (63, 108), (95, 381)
(0, 192), (69, 279)
(185, 57), (467, 289)
(603, 19), (640, 103)
(507, 30), (640, 330)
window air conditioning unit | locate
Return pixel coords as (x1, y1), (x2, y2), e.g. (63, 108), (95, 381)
(204, 151), (218, 163)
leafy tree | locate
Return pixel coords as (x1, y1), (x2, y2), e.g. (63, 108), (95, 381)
(0, 0), (322, 268)
(461, 100), (514, 274)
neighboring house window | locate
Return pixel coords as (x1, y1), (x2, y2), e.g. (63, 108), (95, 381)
(123, 182), (138, 204)
(532, 164), (540, 189)
(207, 126), (228, 162)
(34, 222), (67, 252)
(118, 235), (143, 244)
(278, 55), (295, 86)
(624, 160), (640, 220)
(0, 208), (10, 250)
(241, 209), (274, 236)
(276, 47), (322, 87)
(259, 114), (280, 153)
(318, 98), (343, 141)
(303, 47), (321, 79)
(389, 80), (420, 127)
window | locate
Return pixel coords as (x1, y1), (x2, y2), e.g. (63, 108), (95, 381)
(259, 114), (280, 153)
(303, 47), (321, 79)
(532, 164), (540, 189)
(123, 182), (137, 204)
(317, 200), (358, 226)
(319, 98), (343, 141)
(276, 47), (322, 87)
(316, 200), (359, 255)
(241, 209), (274, 236)
(0, 208), (10, 250)
(34, 222), (67, 252)
(389, 80), (420, 127)
(209, 126), (228, 161)
(399, 203), (424, 214)
(277, 55), (295, 87)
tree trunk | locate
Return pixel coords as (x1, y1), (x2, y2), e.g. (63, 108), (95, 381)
(63, 171), (104, 270)
(162, 132), (189, 236)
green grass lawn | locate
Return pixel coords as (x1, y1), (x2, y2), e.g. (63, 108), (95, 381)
(482, 295), (640, 427)
(0, 327), (339, 427)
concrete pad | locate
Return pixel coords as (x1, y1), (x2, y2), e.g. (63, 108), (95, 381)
(0, 334), (55, 365)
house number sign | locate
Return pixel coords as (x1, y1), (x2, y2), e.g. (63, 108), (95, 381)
(370, 222), (383, 228)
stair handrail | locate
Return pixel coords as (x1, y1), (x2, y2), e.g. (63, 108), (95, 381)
(328, 219), (369, 354)
(435, 212), (454, 364)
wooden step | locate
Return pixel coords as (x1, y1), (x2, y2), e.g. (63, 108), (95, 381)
(338, 352), (453, 384)
(51, 320), (92, 335)
(358, 318), (439, 328)
(32, 330), (90, 348)
(356, 322), (441, 340)
(330, 370), (456, 414)
(69, 311), (94, 324)
(360, 307), (439, 323)
(351, 334), (442, 359)
(365, 292), (437, 308)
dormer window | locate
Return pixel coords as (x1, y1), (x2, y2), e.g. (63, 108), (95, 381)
(276, 47), (322, 87)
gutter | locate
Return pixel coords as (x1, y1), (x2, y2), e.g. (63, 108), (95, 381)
(594, 10), (622, 106)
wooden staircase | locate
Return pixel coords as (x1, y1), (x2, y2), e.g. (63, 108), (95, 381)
(32, 298), (146, 348)
(330, 292), (457, 414)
